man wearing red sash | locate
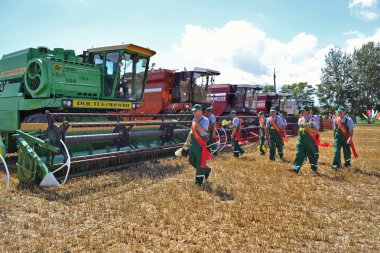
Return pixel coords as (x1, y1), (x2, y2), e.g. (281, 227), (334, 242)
(265, 107), (286, 160)
(184, 104), (212, 186)
(279, 111), (289, 142)
(332, 106), (356, 169)
(205, 107), (218, 156)
(292, 105), (321, 174)
(258, 111), (267, 155)
(230, 110), (245, 157)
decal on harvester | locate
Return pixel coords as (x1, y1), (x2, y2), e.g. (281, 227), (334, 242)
(54, 64), (62, 72)
(62, 99), (132, 109)
(0, 67), (26, 78)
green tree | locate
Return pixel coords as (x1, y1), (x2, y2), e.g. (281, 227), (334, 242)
(350, 42), (380, 115)
(262, 85), (275, 93)
(317, 47), (352, 114)
(317, 42), (380, 116)
(280, 82), (316, 100)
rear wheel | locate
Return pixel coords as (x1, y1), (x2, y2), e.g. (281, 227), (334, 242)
(23, 113), (48, 123)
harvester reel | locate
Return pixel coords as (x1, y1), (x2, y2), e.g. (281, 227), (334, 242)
(206, 128), (222, 154)
(216, 127), (228, 152)
(24, 59), (47, 96)
(45, 111), (69, 166)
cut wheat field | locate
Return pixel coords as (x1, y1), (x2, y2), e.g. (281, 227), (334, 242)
(1, 126), (379, 252)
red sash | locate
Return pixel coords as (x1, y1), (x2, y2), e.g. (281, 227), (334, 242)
(269, 116), (286, 142)
(336, 117), (358, 158)
(283, 122), (288, 142)
(192, 121), (213, 167)
(233, 118), (244, 142)
(259, 118), (265, 128)
(259, 118), (265, 137)
(300, 118), (329, 147)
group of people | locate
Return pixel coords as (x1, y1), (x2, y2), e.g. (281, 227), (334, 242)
(184, 104), (356, 186)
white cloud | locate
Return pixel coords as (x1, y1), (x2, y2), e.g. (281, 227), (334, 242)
(349, 0), (377, 9)
(344, 28), (380, 50)
(348, 0), (379, 21)
(155, 21), (329, 88)
(154, 21), (380, 91)
(358, 10), (379, 21)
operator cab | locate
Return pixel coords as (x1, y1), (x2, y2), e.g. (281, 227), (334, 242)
(172, 67), (220, 107)
(231, 84), (263, 114)
(87, 44), (156, 101)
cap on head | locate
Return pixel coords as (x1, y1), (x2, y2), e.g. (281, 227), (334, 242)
(205, 106), (212, 112)
(300, 105), (311, 111)
(191, 104), (202, 112)
(270, 107), (276, 112)
(336, 106), (345, 113)
(230, 110), (236, 115)
(258, 111), (264, 116)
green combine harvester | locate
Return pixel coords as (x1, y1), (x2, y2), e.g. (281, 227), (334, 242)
(0, 43), (193, 187)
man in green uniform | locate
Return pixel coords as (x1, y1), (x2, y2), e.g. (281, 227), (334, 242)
(292, 105), (320, 173)
(230, 110), (245, 157)
(204, 107), (218, 156)
(184, 104), (212, 186)
(258, 111), (267, 155)
(265, 107), (285, 160)
(332, 106), (356, 169)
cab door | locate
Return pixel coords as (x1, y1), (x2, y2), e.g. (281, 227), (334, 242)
(102, 51), (120, 98)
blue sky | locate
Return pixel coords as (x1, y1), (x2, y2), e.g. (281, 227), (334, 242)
(1, 0), (379, 87)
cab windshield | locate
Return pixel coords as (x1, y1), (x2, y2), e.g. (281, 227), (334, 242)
(192, 72), (215, 104)
(93, 52), (148, 101)
(116, 53), (148, 101)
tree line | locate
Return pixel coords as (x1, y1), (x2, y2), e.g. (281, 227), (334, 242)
(260, 41), (380, 117)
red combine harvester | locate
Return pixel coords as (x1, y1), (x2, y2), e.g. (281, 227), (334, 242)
(256, 93), (292, 115)
(209, 84), (263, 116)
(128, 67), (220, 114)
(286, 99), (314, 116)
(207, 84), (263, 144)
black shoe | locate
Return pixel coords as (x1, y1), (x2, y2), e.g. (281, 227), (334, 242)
(344, 163), (351, 168)
(290, 168), (299, 174)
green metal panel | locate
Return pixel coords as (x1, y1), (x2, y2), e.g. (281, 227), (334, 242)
(50, 61), (101, 98)
(18, 97), (62, 111)
(0, 83), (22, 97)
(0, 48), (30, 76)
(0, 110), (19, 131)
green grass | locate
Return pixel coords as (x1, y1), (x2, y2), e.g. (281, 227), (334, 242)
(356, 120), (380, 125)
